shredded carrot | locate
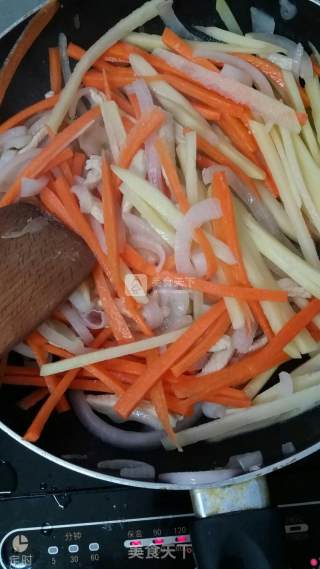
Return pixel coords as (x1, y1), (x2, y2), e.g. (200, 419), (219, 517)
(102, 68), (112, 100)
(0, 105), (101, 207)
(162, 27), (218, 72)
(114, 301), (226, 418)
(40, 186), (76, 231)
(27, 336), (69, 413)
(191, 102), (221, 121)
(101, 154), (121, 288)
(44, 147), (74, 173)
(23, 328), (113, 442)
(155, 137), (217, 277)
(0, 0), (59, 105)
(312, 60), (320, 77)
(93, 265), (133, 342)
(49, 46), (62, 94)
(218, 114), (257, 158)
(250, 302), (274, 341)
(152, 271), (288, 303)
(171, 311), (230, 376)
(234, 54), (285, 88)
(18, 387), (48, 411)
(122, 244), (156, 277)
(174, 299), (320, 399)
(52, 175), (114, 280)
(127, 92), (141, 119)
(307, 321), (320, 342)
(117, 107), (166, 173)
(0, 95), (59, 134)
(71, 151), (86, 177)
(147, 349), (176, 443)
(112, 89), (135, 117)
(59, 160), (73, 184)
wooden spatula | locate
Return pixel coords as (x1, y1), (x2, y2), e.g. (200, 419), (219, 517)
(0, 202), (95, 357)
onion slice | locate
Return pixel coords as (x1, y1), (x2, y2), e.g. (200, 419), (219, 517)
(250, 7), (275, 34)
(279, 0), (297, 21)
(97, 459), (156, 480)
(194, 49), (274, 96)
(227, 451), (263, 472)
(70, 391), (162, 450)
(158, 1), (196, 40)
(154, 49), (300, 132)
(158, 469), (240, 485)
(175, 198), (222, 275)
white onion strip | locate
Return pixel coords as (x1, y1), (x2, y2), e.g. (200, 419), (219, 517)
(194, 49), (274, 96)
(97, 459), (156, 480)
(154, 49), (300, 132)
(158, 469), (240, 485)
(175, 199), (222, 275)
(60, 303), (94, 345)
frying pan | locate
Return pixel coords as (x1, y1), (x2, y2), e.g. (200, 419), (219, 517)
(1, 0), (320, 566)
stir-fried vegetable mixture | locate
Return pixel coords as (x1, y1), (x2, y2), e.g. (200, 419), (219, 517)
(2, 0), (320, 452)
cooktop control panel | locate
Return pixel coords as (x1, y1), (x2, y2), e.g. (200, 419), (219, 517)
(0, 515), (194, 568)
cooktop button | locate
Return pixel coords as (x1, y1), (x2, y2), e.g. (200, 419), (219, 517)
(89, 543), (100, 552)
(48, 546), (59, 555)
(68, 544), (79, 554)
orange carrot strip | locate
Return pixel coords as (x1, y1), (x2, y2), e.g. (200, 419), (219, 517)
(72, 152), (86, 177)
(234, 54), (285, 88)
(155, 137), (217, 277)
(40, 186), (76, 231)
(59, 160), (73, 184)
(104, 41), (147, 62)
(93, 265), (133, 342)
(112, 89), (135, 117)
(52, 175), (114, 280)
(1, 105), (101, 207)
(218, 114), (257, 157)
(101, 155), (121, 288)
(0, 95), (59, 134)
(0, 0), (59, 105)
(102, 68), (112, 100)
(27, 336), (69, 413)
(114, 301), (226, 418)
(312, 61), (320, 77)
(162, 27), (218, 72)
(191, 102), (221, 121)
(18, 387), (48, 411)
(147, 349), (176, 443)
(43, 147), (74, 173)
(82, 70), (133, 90)
(171, 311), (230, 377)
(49, 46), (62, 94)
(307, 321), (320, 342)
(250, 301), (274, 341)
(175, 299), (320, 399)
(152, 271), (288, 303)
(122, 244), (156, 277)
(24, 328), (113, 442)
(49, 184), (150, 344)
(117, 107), (166, 173)
(27, 329), (47, 347)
